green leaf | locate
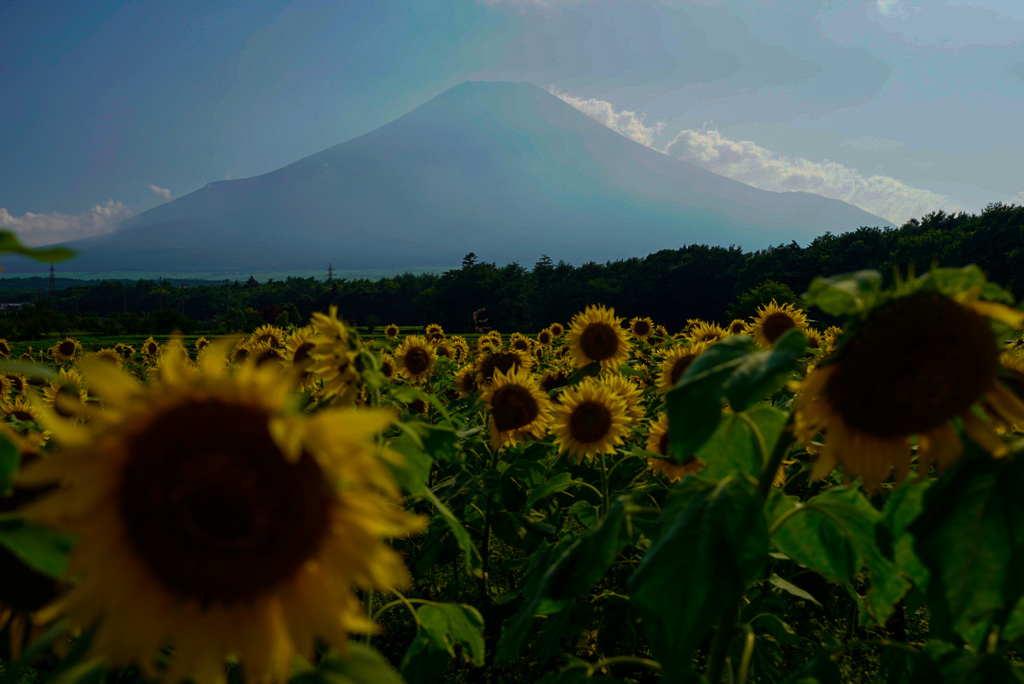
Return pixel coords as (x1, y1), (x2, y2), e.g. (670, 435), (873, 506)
(769, 574), (822, 608)
(0, 360), (58, 381)
(524, 472), (580, 511)
(628, 474), (767, 681)
(0, 429), (20, 494)
(768, 488), (909, 625)
(697, 404), (788, 481)
(666, 334), (803, 458)
(417, 487), (483, 577)
(567, 500), (599, 528)
(416, 603), (485, 666)
(803, 270), (882, 316)
(496, 497), (631, 662)
(0, 514), (77, 579)
(910, 452), (1024, 648)
(0, 231), (75, 263)
(878, 479), (931, 591)
(298, 644), (406, 684)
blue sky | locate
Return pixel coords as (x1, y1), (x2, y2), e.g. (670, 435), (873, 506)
(2, 0), (1022, 244)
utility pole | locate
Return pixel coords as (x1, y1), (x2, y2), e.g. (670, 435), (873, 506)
(327, 263), (335, 281)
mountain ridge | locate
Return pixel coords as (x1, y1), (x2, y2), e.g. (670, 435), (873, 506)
(6, 81), (890, 273)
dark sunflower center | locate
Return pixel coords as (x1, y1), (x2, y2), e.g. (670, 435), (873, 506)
(579, 323), (620, 362)
(513, 340), (530, 352)
(541, 372), (569, 394)
(459, 372), (475, 392)
(806, 333), (820, 349)
(146, 343), (158, 355)
(491, 384), (540, 432)
(657, 431), (670, 456)
(633, 321), (651, 337)
(255, 348), (284, 367)
(58, 341), (76, 356)
(730, 322), (746, 334)
(539, 332), (551, 345)
(569, 401), (612, 443)
(293, 342), (315, 366)
(761, 312), (798, 344)
(10, 409), (35, 422)
(0, 343), (10, 356)
(551, 326), (563, 337)
(826, 294), (998, 438)
(435, 346), (452, 358)
(670, 354), (696, 386)
(405, 348), (431, 375)
(382, 360), (396, 378)
(256, 334), (279, 347)
(54, 386), (82, 418)
(479, 352), (522, 384)
(119, 400), (333, 605)
(234, 348), (250, 361)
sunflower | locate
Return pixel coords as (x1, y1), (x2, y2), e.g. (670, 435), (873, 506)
(6, 374), (27, 396)
(309, 309), (362, 403)
(229, 341), (251, 365)
(0, 375), (10, 402)
(648, 325), (670, 346)
(629, 317), (655, 340)
(727, 319), (747, 336)
(549, 323), (565, 338)
(658, 341), (712, 390)
(195, 337), (210, 353)
(484, 368), (552, 450)
(395, 336), (436, 384)
(142, 337), (160, 358)
(53, 338), (81, 362)
(746, 301), (808, 348)
(384, 324), (400, 341)
(89, 349), (123, 366)
(794, 285), (1024, 491)
(250, 324), (285, 348)
(250, 342), (286, 368)
(449, 336), (470, 363)
(424, 323), (445, 342)
(804, 327), (824, 351)
(114, 343), (135, 360)
(432, 340), (456, 360)
(41, 368), (88, 420)
(540, 367), (571, 401)
(567, 305), (632, 370)
(475, 349), (532, 387)
(0, 338), (11, 358)
(454, 363), (477, 397)
(645, 413), (704, 482)
(822, 326), (843, 347)
(18, 348), (424, 684)
(285, 328), (317, 386)
(688, 322), (727, 345)
(380, 353), (397, 381)
(600, 373), (644, 425)
(509, 333), (532, 354)
(551, 377), (631, 464)
(537, 329), (554, 347)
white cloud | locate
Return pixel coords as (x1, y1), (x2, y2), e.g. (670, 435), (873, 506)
(0, 200), (132, 246)
(663, 128), (960, 224)
(149, 184), (172, 201)
(550, 89), (665, 147)
(877, 0), (911, 18)
(1009, 190), (1024, 205)
(553, 89), (960, 225)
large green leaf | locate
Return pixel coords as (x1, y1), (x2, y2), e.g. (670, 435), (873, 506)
(294, 644), (406, 684)
(0, 514), (77, 579)
(803, 270), (882, 316)
(0, 429), (19, 494)
(910, 452), (1024, 648)
(0, 231), (75, 263)
(496, 498), (631, 662)
(628, 474), (767, 681)
(768, 488), (909, 625)
(666, 331), (804, 458)
(400, 602), (485, 683)
(697, 404), (788, 480)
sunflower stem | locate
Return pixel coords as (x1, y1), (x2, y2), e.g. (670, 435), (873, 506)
(757, 412), (795, 501)
(599, 450), (611, 518)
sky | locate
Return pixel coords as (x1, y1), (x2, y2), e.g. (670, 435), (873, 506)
(1, 0), (1022, 245)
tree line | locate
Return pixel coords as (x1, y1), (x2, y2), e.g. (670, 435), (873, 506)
(0, 203), (1021, 339)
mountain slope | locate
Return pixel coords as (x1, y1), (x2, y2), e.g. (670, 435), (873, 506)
(24, 81), (890, 273)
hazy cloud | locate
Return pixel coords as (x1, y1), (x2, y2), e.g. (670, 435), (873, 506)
(549, 89), (664, 147)
(0, 200), (132, 246)
(555, 90), (959, 225)
(1010, 190), (1024, 205)
(149, 184), (172, 201)
(877, 0), (912, 19)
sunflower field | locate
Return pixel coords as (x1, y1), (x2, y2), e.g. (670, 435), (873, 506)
(4, 233), (1024, 684)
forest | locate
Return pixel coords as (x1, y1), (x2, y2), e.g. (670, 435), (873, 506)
(0, 203), (1021, 339)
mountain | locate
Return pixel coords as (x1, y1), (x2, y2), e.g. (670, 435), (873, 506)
(13, 81), (890, 273)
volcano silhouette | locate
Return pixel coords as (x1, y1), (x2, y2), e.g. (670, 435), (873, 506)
(35, 81), (888, 273)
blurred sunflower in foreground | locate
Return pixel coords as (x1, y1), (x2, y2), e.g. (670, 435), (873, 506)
(19, 341), (424, 684)
(794, 268), (1024, 491)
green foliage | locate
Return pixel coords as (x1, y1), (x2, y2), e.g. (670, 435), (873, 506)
(727, 280), (801, 321)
